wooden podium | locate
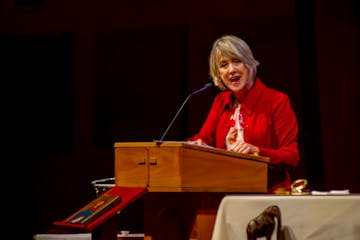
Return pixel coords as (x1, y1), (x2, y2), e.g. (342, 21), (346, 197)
(113, 141), (270, 240)
(114, 141), (269, 193)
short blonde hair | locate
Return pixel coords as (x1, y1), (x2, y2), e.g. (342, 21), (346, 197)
(209, 35), (260, 90)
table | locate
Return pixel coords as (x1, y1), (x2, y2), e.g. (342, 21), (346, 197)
(211, 194), (360, 240)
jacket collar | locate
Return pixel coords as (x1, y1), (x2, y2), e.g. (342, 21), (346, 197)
(223, 77), (266, 116)
(241, 77), (266, 116)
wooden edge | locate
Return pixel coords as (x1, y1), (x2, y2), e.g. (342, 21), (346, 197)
(146, 185), (267, 193)
(113, 141), (269, 163)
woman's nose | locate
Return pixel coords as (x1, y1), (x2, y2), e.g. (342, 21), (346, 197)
(229, 63), (236, 73)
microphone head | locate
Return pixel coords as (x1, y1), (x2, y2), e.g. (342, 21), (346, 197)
(204, 82), (213, 88)
(190, 82), (213, 96)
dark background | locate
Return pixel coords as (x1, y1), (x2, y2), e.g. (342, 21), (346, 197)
(1, 0), (359, 239)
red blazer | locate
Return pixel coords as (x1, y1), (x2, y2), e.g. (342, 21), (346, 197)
(189, 78), (300, 192)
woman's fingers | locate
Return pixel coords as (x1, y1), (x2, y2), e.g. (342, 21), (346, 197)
(231, 142), (254, 154)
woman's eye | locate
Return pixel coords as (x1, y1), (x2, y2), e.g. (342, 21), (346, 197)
(234, 59), (242, 63)
(220, 62), (228, 68)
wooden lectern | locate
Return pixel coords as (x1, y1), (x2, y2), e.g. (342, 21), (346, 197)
(114, 141), (270, 240)
(114, 141), (269, 193)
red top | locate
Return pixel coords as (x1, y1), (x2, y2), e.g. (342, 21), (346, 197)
(189, 78), (300, 192)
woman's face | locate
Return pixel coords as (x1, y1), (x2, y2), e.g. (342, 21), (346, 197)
(218, 55), (253, 95)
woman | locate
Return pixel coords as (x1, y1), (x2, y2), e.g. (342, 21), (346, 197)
(188, 35), (300, 193)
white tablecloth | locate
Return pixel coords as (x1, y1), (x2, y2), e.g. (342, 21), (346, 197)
(211, 194), (360, 240)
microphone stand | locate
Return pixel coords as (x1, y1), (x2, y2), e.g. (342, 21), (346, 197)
(156, 83), (213, 143)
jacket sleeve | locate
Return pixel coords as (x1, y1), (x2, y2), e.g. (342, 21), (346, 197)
(187, 94), (224, 146)
(258, 94), (300, 168)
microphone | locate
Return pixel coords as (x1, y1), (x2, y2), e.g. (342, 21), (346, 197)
(156, 82), (213, 143)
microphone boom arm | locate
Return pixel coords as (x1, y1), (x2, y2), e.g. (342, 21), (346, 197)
(158, 83), (213, 142)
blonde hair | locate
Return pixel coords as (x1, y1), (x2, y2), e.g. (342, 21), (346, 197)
(209, 35), (260, 90)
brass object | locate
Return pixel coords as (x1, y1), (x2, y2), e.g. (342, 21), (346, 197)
(291, 179), (310, 195)
(274, 187), (290, 195)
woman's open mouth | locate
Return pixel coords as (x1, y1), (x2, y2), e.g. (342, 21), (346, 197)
(230, 76), (240, 82)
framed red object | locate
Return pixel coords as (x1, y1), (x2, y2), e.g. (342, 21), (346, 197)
(52, 187), (147, 232)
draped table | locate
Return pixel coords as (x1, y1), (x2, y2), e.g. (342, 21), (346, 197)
(211, 194), (360, 240)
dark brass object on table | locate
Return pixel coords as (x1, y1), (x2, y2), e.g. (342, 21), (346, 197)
(246, 205), (282, 240)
